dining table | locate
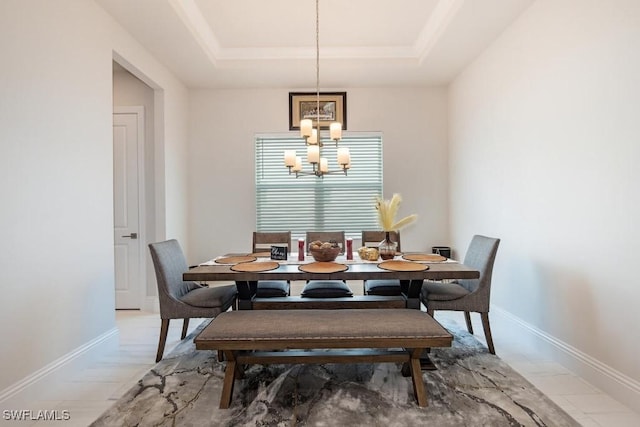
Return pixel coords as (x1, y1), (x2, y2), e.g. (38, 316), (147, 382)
(183, 252), (480, 310)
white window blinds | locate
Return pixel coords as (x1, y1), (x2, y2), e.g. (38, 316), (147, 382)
(255, 133), (383, 239)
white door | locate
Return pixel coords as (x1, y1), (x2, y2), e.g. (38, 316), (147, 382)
(113, 109), (144, 309)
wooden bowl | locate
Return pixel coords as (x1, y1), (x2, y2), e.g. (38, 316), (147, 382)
(309, 246), (341, 262)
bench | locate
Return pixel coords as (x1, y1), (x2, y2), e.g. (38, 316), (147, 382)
(194, 308), (453, 408)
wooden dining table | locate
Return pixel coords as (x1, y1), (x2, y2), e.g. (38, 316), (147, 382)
(184, 253), (480, 310)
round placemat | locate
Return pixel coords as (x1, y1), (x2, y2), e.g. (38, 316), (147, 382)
(402, 253), (447, 262)
(378, 260), (429, 272)
(299, 262), (349, 274)
(215, 255), (256, 264)
(231, 261), (280, 272)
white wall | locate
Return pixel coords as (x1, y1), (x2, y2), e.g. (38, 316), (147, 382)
(187, 87), (450, 263)
(0, 0), (189, 403)
(449, 0), (640, 408)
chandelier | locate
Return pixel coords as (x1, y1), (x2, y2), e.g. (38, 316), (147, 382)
(284, 0), (350, 177)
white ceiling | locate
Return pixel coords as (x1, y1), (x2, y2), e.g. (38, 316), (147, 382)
(98, 0), (534, 89)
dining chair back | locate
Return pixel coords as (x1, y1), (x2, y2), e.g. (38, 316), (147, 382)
(252, 231), (291, 254)
(251, 231), (292, 297)
(362, 230), (402, 296)
(420, 235), (500, 354)
(305, 231), (346, 254)
(149, 239), (237, 362)
(301, 230), (352, 298)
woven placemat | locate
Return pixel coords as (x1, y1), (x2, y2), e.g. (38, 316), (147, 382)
(231, 261), (280, 272)
(378, 260), (429, 272)
(248, 251), (271, 258)
(299, 262), (349, 274)
(215, 255), (256, 264)
(402, 253), (447, 262)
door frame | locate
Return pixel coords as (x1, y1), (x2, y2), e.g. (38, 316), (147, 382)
(114, 106), (146, 309)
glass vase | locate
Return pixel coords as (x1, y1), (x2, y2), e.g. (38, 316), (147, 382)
(378, 231), (398, 260)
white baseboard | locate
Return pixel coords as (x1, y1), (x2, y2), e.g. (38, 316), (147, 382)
(0, 327), (119, 408)
(491, 305), (640, 412)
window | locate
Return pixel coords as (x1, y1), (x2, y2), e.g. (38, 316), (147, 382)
(255, 133), (383, 239)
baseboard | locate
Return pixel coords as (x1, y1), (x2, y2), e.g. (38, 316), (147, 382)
(491, 305), (640, 412)
(0, 327), (119, 408)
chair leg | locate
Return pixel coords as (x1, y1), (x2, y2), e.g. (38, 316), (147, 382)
(426, 309), (434, 317)
(181, 318), (190, 339)
(464, 311), (474, 334)
(156, 319), (170, 363)
(480, 312), (496, 355)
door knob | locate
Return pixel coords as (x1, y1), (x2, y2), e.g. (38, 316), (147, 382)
(122, 233), (138, 239)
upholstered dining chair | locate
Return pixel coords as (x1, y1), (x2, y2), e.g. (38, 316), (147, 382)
(252, 231), (291, 297)
(301, 231), (353, 298)
(361, 230), (402, 296)
(149, 239), (237, 362)
(420, 235), (500, 354)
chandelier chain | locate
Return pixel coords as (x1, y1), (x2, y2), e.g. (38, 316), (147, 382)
(315, 0), (320, 127)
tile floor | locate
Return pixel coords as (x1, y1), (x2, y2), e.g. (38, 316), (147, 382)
(12, 282), (640, 427)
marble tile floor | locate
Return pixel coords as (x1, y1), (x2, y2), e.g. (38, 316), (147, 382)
(13, 281), (640, 427)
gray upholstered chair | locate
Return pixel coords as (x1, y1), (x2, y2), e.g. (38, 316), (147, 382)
(301, 231), (353, 298)
(420, 235), (500, 354)
(361, 230), (402, 296)
(149, 239), (237, 362)
(252, 231), (291, 297)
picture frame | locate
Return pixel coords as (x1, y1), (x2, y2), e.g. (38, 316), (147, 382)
(289, 92), (347, 131)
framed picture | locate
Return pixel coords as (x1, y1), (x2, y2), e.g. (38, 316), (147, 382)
(289, 92), (347, 131)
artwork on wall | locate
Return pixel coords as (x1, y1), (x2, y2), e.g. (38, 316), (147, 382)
(289, 92), (347, 130)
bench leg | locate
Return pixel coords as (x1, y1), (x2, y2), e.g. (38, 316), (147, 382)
(219, 355), (237, 409)
(409, 350), (428, 407)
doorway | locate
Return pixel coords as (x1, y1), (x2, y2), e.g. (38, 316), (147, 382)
(113, 107), (145, 309)
(112, 57), (163, 312)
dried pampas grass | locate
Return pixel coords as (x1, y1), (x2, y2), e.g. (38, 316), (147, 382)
(375, 194), (417, 231)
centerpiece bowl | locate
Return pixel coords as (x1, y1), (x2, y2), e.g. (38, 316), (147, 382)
(309, 245), (341, 262)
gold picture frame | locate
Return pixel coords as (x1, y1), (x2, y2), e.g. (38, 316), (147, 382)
(289, 92), (347, 130)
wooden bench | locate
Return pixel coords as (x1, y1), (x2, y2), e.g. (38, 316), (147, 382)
(194, 308), (452, 408)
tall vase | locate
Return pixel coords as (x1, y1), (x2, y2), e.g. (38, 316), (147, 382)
(378, 231), (397, 260)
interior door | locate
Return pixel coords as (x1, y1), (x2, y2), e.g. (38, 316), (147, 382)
(113, 110), (143, 309)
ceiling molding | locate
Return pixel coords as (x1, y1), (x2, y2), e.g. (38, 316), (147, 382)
(168, 0), (454, 66)
(96, 0), (534, 87)
(414, 0), (465, 64)
(168, 0), (221, 66)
